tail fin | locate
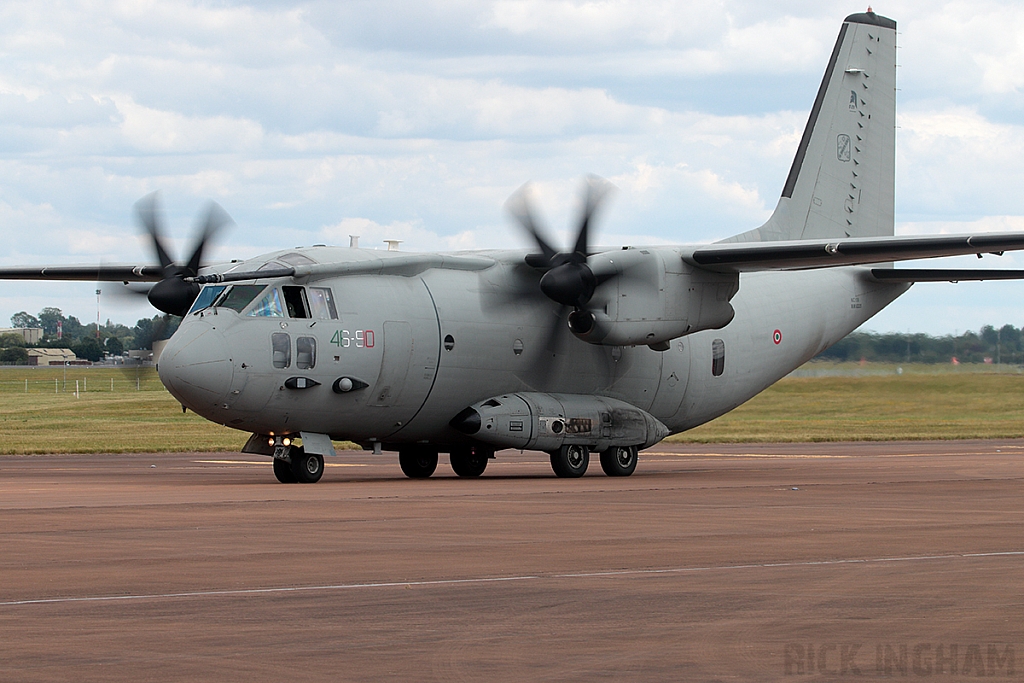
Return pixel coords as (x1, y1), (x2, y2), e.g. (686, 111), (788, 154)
(725, 12), (897, 243)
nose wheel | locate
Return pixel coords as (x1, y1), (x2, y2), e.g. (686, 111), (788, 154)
(273, 458), (297, 484)
(273, 446), (324, 484)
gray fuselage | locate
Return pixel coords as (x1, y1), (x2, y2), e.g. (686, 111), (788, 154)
(158, 246), (908, 449)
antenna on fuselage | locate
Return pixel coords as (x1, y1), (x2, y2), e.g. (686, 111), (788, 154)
(384, 239), (402, 251)
(349, 235), (359, 248)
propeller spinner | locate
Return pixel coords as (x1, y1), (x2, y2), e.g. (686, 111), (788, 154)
(506, 177), (613, 334)
(134, 193), (233, 317)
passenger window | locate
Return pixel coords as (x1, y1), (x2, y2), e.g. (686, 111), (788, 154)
(307, 287), (338, 320)
(219, 285), (265, 312)
(248, 288), (284, 317)
(189, 285), (226, 314)
(282, 286), (310, 319)
(296, 337), (316, 369)
(272, 333), (291, 369)
(712, 339), (725, 377)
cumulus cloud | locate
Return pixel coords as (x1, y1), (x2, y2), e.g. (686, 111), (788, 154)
(0, 0), (1021, 333)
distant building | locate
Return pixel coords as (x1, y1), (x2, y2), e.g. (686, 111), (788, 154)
(27, 348), (77, 366)
(0, 327), (43, 344)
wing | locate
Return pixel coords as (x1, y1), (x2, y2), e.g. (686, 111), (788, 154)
(0, 265), (164, 282)
(870, 268), (1024, 282)
(686, 232), (1024, 272)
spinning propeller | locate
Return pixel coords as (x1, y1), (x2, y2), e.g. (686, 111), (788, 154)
(506, 176), (614, 335)
(133, 193), (233, 317)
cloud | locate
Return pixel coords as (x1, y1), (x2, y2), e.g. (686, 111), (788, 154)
(0, 0), (1022, 333)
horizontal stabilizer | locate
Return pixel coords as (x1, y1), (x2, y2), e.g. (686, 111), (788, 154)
(687, 232), (1024, 272)
(870, 269), (1024, 282)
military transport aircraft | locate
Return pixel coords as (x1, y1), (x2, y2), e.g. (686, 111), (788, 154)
(3, 11), (1024, 483)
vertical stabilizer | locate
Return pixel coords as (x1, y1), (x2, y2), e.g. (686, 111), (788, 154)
(724, 12), (897, 243)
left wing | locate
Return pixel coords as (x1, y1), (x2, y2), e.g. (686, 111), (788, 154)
(0, 265), (164, 282)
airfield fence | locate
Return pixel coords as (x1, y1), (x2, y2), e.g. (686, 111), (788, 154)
(0, 366), (164, 393)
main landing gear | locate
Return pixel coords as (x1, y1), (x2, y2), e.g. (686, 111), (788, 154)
(398, 447), (438, 479)
(549, 444), (589, 478)
(273, 446), (324, 484)
(449, 446), (492, 478)
(396, 446), (494, 478)
(548, 444), (640, 478)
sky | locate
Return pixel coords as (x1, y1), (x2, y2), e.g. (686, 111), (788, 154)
(1, 0), (1023, 335)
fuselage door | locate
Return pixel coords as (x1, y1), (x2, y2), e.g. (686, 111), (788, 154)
(370, 321), (413, 407)
(649, 338), (691, 421)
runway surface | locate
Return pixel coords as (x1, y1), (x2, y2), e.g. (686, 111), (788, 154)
(2, 440), (1023, 681)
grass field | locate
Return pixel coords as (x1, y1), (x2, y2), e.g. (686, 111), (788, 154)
(2, 363), (1024, 454)
(672, 365), (1024, 443)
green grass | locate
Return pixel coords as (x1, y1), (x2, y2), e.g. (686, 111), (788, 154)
(0, 367), (243, 454)
(672, 363), (1024, 443)
(3, 363), (1024, 453)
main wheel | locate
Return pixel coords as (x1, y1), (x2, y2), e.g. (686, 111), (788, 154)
(600, 445), (638, 477)
(550, 444), (589, 478)
(290, 447), (324, 484)
(450, 446), (490, 477)
(399, 448), (438, 478)
(273, 458), (297, 483)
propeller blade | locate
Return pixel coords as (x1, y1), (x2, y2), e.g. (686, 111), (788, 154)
(102, 281), (154, 305)
(134, 192), (175, 272)
(184, 201), (233, 276)
(505, 183), (558, 266)
(571, 175), (612, 260)
(506, 176), (614, 318)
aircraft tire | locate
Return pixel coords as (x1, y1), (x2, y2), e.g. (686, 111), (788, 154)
(290, 447), (324, 484)
(273, 458), (297, 483)
(599, 445), (638, 477)
(550, 444), (589, 478)
(449, 447), (489, 477)
(399, 448), (438, 478)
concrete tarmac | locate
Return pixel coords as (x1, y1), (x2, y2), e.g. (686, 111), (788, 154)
(2, 441), (1023, 681)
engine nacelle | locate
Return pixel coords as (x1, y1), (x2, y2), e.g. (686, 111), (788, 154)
(573, 247), (738, 347)
(450, 392), (669, 453)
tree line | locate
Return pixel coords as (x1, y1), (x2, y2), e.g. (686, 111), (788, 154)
(814, 325), (1024, 365)
(3, 305), (1022, 366)
(2, 307), (180, 363)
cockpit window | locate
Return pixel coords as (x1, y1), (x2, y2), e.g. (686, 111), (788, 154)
(189, 285), (226, 314)
(282, 286), (309, 319)
(257, 260), (285, 272)
(308, 287), (338, 320)
(218, 285), (265, 312)
(247, 288), (284, 317)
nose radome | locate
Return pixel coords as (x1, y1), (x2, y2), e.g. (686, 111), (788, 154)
(158, 324), (232, 409)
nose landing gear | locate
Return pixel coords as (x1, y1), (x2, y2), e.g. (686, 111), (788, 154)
(272, 446), (324, 484)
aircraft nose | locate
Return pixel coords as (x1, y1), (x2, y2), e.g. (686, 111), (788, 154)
(158, 323), (232, 409)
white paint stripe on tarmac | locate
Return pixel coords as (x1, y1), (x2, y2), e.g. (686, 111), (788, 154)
(3, 550), (1023, 608)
